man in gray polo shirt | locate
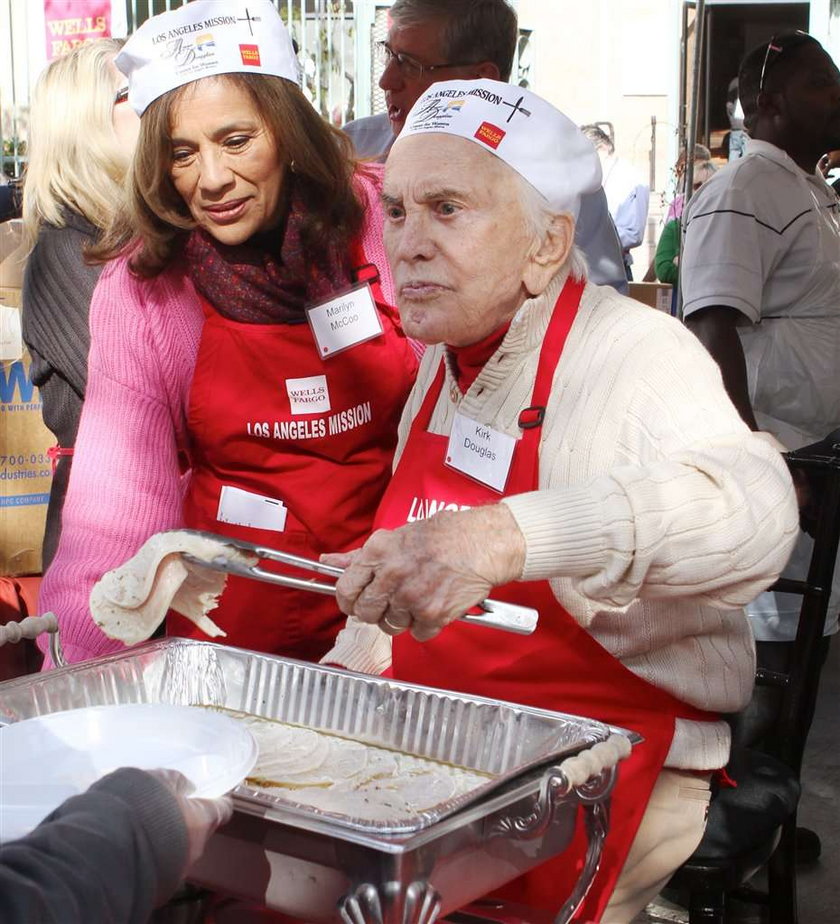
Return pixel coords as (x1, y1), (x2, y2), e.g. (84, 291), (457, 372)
(343, 0), (629, 293)
(681, 34), (840, 821)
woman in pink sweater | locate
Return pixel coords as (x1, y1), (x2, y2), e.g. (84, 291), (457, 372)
(38, 0), (416, 666)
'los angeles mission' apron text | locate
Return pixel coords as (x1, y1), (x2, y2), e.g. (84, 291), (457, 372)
(246, 401), (372, 441)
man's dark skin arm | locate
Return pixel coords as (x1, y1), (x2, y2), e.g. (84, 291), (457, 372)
(688, 306), (813, 515)
(684, 305), (760, 431)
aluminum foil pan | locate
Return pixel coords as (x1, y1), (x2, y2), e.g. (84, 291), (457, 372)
(0, 638), (611, 835)
(0, 639), (633, 920)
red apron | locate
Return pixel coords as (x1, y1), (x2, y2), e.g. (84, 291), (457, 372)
(179, 241), (417, 661)
(377, 278), (717, 921)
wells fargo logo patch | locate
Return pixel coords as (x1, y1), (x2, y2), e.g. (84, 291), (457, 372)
(474, 121), (505, 149)
(240, 44), (261, 66)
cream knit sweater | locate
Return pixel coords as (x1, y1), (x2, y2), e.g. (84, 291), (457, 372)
(325, 269), (799, 770)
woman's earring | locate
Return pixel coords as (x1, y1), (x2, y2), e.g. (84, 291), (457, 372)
(289, 159), (297, 173)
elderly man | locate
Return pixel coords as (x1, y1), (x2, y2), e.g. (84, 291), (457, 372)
(343, 0), (628, 293)
(323, 79), (797, 921)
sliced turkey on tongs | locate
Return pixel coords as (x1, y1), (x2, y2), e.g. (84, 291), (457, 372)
(89, 530), (258, 644)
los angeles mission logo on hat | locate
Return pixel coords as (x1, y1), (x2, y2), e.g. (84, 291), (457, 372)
(409, 85), (531, 122)
(405, 84), (532, 147)
(409, 90), (468, 131)
(158, 29), (220, 71)
(156, 10), (263, 73)
(116, 0), (299, 115)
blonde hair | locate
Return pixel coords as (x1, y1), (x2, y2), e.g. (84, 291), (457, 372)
(22, 38), (128, 249)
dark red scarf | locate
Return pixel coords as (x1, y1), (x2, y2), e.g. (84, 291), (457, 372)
(184, 188), (351, 324)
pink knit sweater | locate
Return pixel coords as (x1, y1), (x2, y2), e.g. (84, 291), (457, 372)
(39, 169), (398, 665)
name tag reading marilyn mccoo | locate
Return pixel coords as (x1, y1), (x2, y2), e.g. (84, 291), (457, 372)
(306, 284), (383, 358)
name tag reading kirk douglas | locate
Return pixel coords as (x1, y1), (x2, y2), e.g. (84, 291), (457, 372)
(445, 412), (516, 494)
(306, 284), (383, 358)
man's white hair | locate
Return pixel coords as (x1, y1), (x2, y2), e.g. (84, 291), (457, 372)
(515, 173), (588, 281)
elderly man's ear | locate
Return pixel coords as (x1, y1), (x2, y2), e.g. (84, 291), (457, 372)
(471, 61), (501, 80)
(523, 213), (575, 297)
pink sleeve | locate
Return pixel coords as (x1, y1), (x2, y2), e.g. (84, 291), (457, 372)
(37, 259), (202, 666)
(355, 164), (395, 303)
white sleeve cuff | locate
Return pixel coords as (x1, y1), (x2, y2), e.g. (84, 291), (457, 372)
(681, 294), (759, 324)
(502, 487), (611, 582)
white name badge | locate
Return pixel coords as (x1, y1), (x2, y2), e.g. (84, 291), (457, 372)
(217, 485), (288, 533)
(0, 305), (22, 362)
(445, 412), (516, 494)
(306, 284), (383, 359)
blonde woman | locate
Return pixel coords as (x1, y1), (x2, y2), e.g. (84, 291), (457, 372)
(22, 38), (139, 568)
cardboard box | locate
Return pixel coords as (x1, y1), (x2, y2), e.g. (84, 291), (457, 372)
(629, 281), (674, 313)
(0, 226), (52, 576)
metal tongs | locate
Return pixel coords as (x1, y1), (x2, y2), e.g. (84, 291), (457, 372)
(180, 529), (538, 635)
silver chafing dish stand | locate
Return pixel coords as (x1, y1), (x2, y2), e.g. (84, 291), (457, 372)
(0, 637), (636, 924)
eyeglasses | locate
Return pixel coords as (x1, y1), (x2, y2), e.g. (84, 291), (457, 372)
(375, 41), (475, 81)
(758, 30), (810, 93)
(114, 86), (129, 105)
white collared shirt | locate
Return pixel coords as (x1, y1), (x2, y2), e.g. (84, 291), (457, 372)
(682, 138), (840, 449)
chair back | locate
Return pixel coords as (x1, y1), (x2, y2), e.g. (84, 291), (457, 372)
(761, 434), (840, 774)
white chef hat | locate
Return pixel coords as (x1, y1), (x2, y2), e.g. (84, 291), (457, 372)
(396, 79), (602, 218)
(116, 0), (299, 116)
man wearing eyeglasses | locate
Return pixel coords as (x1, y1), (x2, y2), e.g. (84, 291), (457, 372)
(343, 0), (629, 293)
(681, 33), (840, 847)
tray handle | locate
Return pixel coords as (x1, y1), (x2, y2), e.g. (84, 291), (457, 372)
(487, 734), (631, 924)
(488, 733), (630, 841)
(0, 612), (66, 669)
(0, 613), (57, 645)
(552, 794), (610, 924)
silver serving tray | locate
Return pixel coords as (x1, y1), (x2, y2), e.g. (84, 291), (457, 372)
(0, 639), (627, 921)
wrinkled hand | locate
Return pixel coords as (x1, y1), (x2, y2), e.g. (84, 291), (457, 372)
(145, 769), (233, 868)
(321, 504), (526, 642)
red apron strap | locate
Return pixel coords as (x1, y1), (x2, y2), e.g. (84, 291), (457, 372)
(348, 236), (388, 308)
(519, 276), (584, 462)
(46, 445), (74, 476)
(513, 274), (586, 491)
(413, 361), (447, 431)
(529, 276), (585, 412)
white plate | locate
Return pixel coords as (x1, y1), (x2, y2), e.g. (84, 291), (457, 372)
(0, 703), (257, 843)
